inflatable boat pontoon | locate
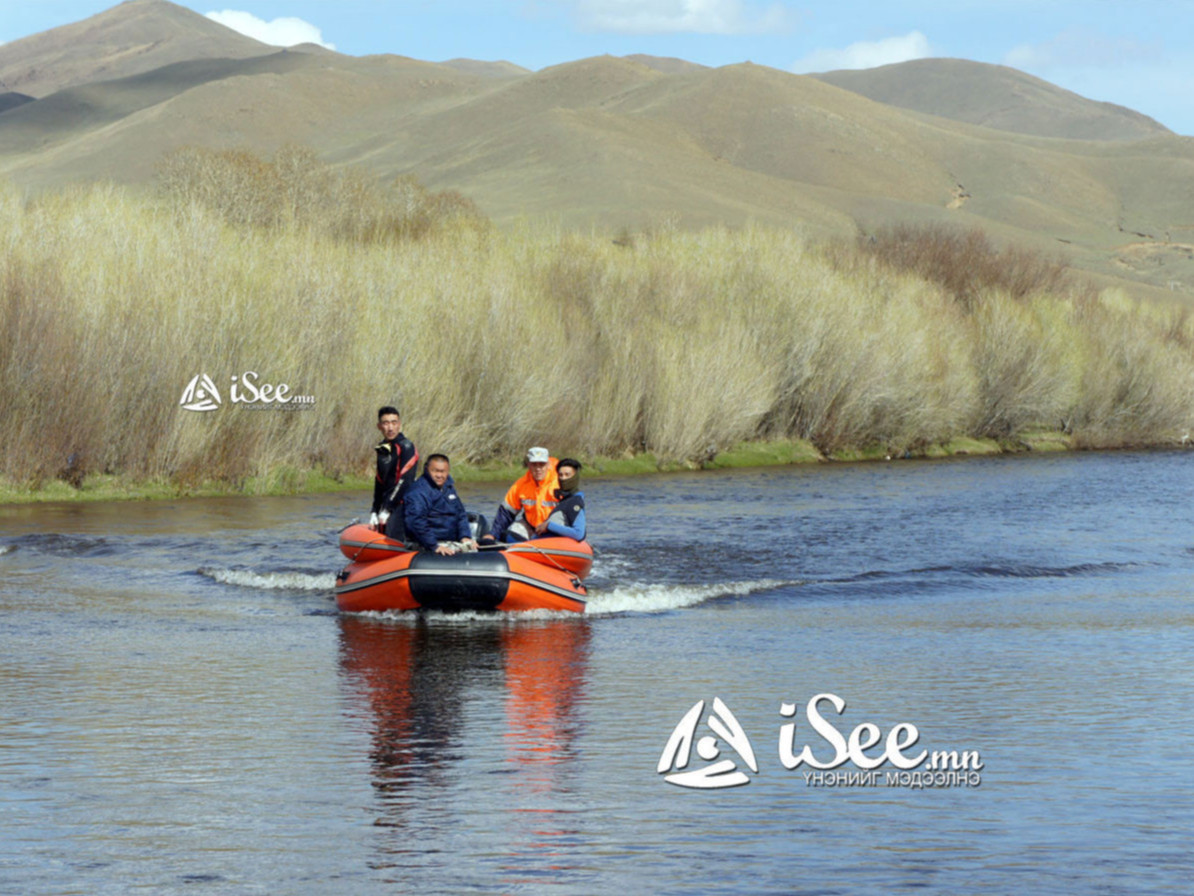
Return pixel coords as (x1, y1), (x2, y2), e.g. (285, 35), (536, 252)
(334, 522), (592, 613)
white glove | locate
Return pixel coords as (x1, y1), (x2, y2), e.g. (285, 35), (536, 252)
(377, 510), (391, 528)
(369, 512), (380, 528)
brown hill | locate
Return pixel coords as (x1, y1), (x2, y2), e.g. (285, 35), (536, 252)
(340, 57), (1194, 293)
(0, 51), (489, 185)
(0, 92), (35, 114)
(624, 54), (709, 75)
(344, 57), (850, 230)
(0, 51), (325, 157)
(0, 0), (273, 98)
(1, 4), (1192, 298)
(814, 58), (1171, 142)
(439, 58), (530, 79)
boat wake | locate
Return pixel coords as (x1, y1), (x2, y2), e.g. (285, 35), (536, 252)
(343, 578), (793, 622)
(198, 566), (336, 591)
(584, 578), (795, 616)
(198, 559), (790, 617)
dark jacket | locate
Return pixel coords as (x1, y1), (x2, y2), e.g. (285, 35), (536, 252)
(545, 490), (586, 540)
(372, 433), (418, 515)
(404, 470), (471, 550)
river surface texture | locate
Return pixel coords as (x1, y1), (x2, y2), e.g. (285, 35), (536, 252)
(2, 451), (1192, 895)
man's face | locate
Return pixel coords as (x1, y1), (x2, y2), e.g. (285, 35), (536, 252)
(528, 461), (549, 483)
(557, 465), (576, 487)
(427, 459), (450, 487)
(377, 414), (401, 441)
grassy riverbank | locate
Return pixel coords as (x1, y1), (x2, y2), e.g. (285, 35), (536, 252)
(0, 433), (1086, 504)
(3, 159), (1194, 504)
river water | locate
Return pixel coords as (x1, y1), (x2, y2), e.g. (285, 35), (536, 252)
(2, 451), (1192, 894)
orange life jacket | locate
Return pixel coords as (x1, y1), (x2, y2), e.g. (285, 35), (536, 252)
(500, 459), (560, 528)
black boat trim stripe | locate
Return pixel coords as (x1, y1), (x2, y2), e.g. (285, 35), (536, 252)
(341, 539), (406, 554)
(505, 546), (592, 561)
(334, 566), (587, 605)
(345, 540), (591, 563)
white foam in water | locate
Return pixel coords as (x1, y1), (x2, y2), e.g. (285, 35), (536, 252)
(0, 545), (14, 556)
(589, 553), (635, 578)
(583, 578), (792, 616)
(347, 579), (791, 622)
(199, 567), (335, 591)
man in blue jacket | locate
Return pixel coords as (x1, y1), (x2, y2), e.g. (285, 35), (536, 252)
(403, 454), (477, 556)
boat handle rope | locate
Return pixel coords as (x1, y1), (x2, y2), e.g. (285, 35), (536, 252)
(481, 539), (585, 588)
(343, 520), (585, 588)
(339, 518), (398, 563)
(350, 536), (390, 563)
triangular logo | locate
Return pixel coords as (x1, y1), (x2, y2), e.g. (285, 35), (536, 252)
(657, 698), (758, 788)
(180, 373), (221, 412)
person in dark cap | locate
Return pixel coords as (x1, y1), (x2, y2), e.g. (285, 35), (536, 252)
(544, 458), (586, 541)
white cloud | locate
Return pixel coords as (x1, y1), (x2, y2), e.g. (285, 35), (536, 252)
(204, 10), (335, 50)
(791, 30), (931, 73)
(574, 0), (788, 35)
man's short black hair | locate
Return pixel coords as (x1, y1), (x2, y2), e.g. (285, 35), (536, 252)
(558, 457), (582, 470)
(425, 453), (450, 469)
(378, 405), (400, 420)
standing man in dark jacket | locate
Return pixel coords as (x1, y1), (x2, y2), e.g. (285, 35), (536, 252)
(404, 455), (477, 555)
(371, 406), (418, 540)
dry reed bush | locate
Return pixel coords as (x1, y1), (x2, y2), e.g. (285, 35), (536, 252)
(0, 185), (183, 484)
(382, 234), (575, 460)
(627, 244), (776, 461)
(533, 229), (791, 460)
(535, 235), (657, 454)
(156, 145), (488, 243)
(854, 223), (1074, 309)
(720, 231), (977, 454)
(4, 179), (1194, 493)
(968, 292), (1073, 438)
(0, 184), (369, 487)
(0, 258), (91, 484)
(531, 226), (982, 459)
(1061, 294), (1194, 446)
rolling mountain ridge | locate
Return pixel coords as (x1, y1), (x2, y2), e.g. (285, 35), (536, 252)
(2, 0), (1191, 297)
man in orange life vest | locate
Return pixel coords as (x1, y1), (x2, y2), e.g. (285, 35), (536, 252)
(480, 446), (559, 544)
(370, 406), (418, 540)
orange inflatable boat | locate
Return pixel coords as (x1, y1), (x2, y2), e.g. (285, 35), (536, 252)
(334, 523), (592, 614)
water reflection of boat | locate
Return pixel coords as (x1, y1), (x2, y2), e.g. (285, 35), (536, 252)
(498, 622), (590, 779)
(334, 523), (592, 613)
(337, 615), (590, 800)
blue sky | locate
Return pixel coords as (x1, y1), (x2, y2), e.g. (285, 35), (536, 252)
(4, 1), (1193, 134)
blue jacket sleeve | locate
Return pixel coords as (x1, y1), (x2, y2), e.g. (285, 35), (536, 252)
(403, 486), (437, 550)
(545, 507), (585, 541)
(453, 488), (471, 541)
(489, 504), (516, 541)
